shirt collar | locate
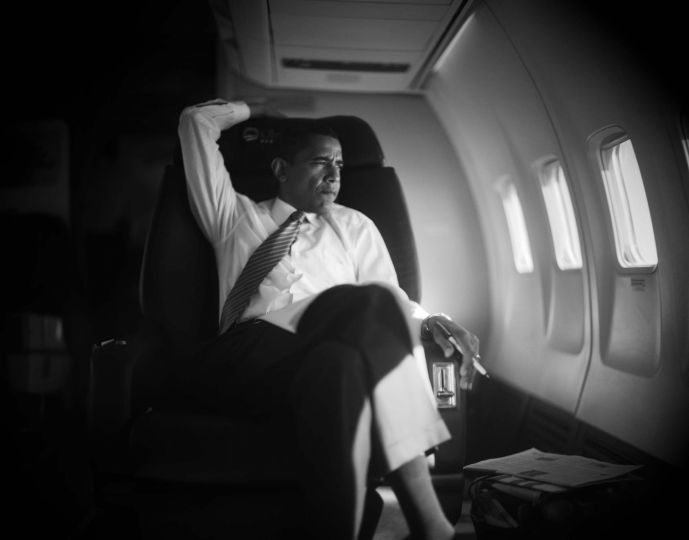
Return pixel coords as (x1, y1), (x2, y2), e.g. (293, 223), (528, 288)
(271, 197), (316, 225)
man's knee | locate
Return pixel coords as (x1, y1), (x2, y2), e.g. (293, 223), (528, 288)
(299, 283), (404, 333)
(328, 283), (400, 310)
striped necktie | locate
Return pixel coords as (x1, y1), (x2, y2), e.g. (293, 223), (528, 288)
(218, 210), (305, 334)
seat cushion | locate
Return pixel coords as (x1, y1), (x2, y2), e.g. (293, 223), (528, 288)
(128, 409), (299, 485)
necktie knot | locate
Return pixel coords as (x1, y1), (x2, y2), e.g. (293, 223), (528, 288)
(290, 210), (305, 224)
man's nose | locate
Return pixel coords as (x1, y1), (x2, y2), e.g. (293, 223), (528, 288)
(325, 163), (340, 181)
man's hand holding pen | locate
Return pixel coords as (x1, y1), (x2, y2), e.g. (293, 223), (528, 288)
(422, 313), (486, 391)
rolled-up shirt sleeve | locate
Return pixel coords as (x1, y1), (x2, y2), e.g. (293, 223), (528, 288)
(354, 216), (429, 326)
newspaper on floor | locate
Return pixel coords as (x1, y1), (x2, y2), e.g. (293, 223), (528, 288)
(464, 447), (642, 488)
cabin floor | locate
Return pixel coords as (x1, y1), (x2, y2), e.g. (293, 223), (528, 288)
(9, 395), (680, 539)
(374, 486), (476, 539)
(80, 480), (476, 540)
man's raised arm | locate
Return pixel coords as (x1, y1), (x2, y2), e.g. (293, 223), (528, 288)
(177, 100), (251, 242)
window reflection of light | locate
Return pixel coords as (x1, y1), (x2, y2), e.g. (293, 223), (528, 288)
(495, 176), (534, 274)
(538, 159), (582, 270)
(600, 137), (657, 268)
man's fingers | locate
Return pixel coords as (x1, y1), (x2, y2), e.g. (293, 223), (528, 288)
(458, 332), (479, 361)
(431, 326), (455, 358)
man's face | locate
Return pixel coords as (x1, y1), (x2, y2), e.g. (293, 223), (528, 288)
(276, 135), (343, 214)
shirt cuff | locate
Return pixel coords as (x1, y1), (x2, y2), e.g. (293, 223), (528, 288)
(408, 300), (429, 338)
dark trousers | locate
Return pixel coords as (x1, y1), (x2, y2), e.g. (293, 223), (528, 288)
(194, 283), (444, 539)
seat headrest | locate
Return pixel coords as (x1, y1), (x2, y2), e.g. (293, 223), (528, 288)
(175, 115), (385, 175)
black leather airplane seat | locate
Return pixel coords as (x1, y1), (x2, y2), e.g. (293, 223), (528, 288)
(87, 113), (465, 538)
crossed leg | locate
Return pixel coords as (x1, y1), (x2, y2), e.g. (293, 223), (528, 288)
(203, 283), (456, 539)
(292, 284), (456, 540)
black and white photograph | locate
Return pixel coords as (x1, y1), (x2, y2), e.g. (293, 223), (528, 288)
(3, 1), (687, 538)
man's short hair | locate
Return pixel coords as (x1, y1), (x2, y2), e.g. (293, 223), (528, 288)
(276, 120), (339, 163)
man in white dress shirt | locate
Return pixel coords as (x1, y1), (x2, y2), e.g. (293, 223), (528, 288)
(178, 99), (479, 540)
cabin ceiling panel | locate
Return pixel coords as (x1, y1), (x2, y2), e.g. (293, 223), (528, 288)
(213, 0), (471, 93)
(269, 0), (448, 21)
(271, 15), (437, 51)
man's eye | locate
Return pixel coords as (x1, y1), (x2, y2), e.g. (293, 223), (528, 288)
(312, 159), (342, 168)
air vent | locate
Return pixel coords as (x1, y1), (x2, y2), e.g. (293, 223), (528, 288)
(631, 278), (646, 291)
(282, 58), (410, 73)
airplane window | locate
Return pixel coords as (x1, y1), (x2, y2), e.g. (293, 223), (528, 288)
(495, 176), (534, 273)
(599, 136), (658, 269)
(538, 160), (583, 270)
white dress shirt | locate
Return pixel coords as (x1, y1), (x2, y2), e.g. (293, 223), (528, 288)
(178, 100), (428, 332)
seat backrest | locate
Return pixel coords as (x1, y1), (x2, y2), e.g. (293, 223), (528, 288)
(140, 115), (420, 348)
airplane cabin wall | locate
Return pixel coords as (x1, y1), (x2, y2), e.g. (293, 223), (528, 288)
(426, 0), (689, 469)
(425, 1), (592, 417)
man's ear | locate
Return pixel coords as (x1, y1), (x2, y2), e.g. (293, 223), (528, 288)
(271, 157), (288, 183)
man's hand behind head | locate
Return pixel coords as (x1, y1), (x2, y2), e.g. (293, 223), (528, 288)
(245, 98), (287, 118)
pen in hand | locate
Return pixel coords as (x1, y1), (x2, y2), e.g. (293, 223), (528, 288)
(435, 321), (489, 378)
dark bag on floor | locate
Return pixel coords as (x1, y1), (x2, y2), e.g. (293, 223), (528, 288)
(468, 474), (653, 540)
